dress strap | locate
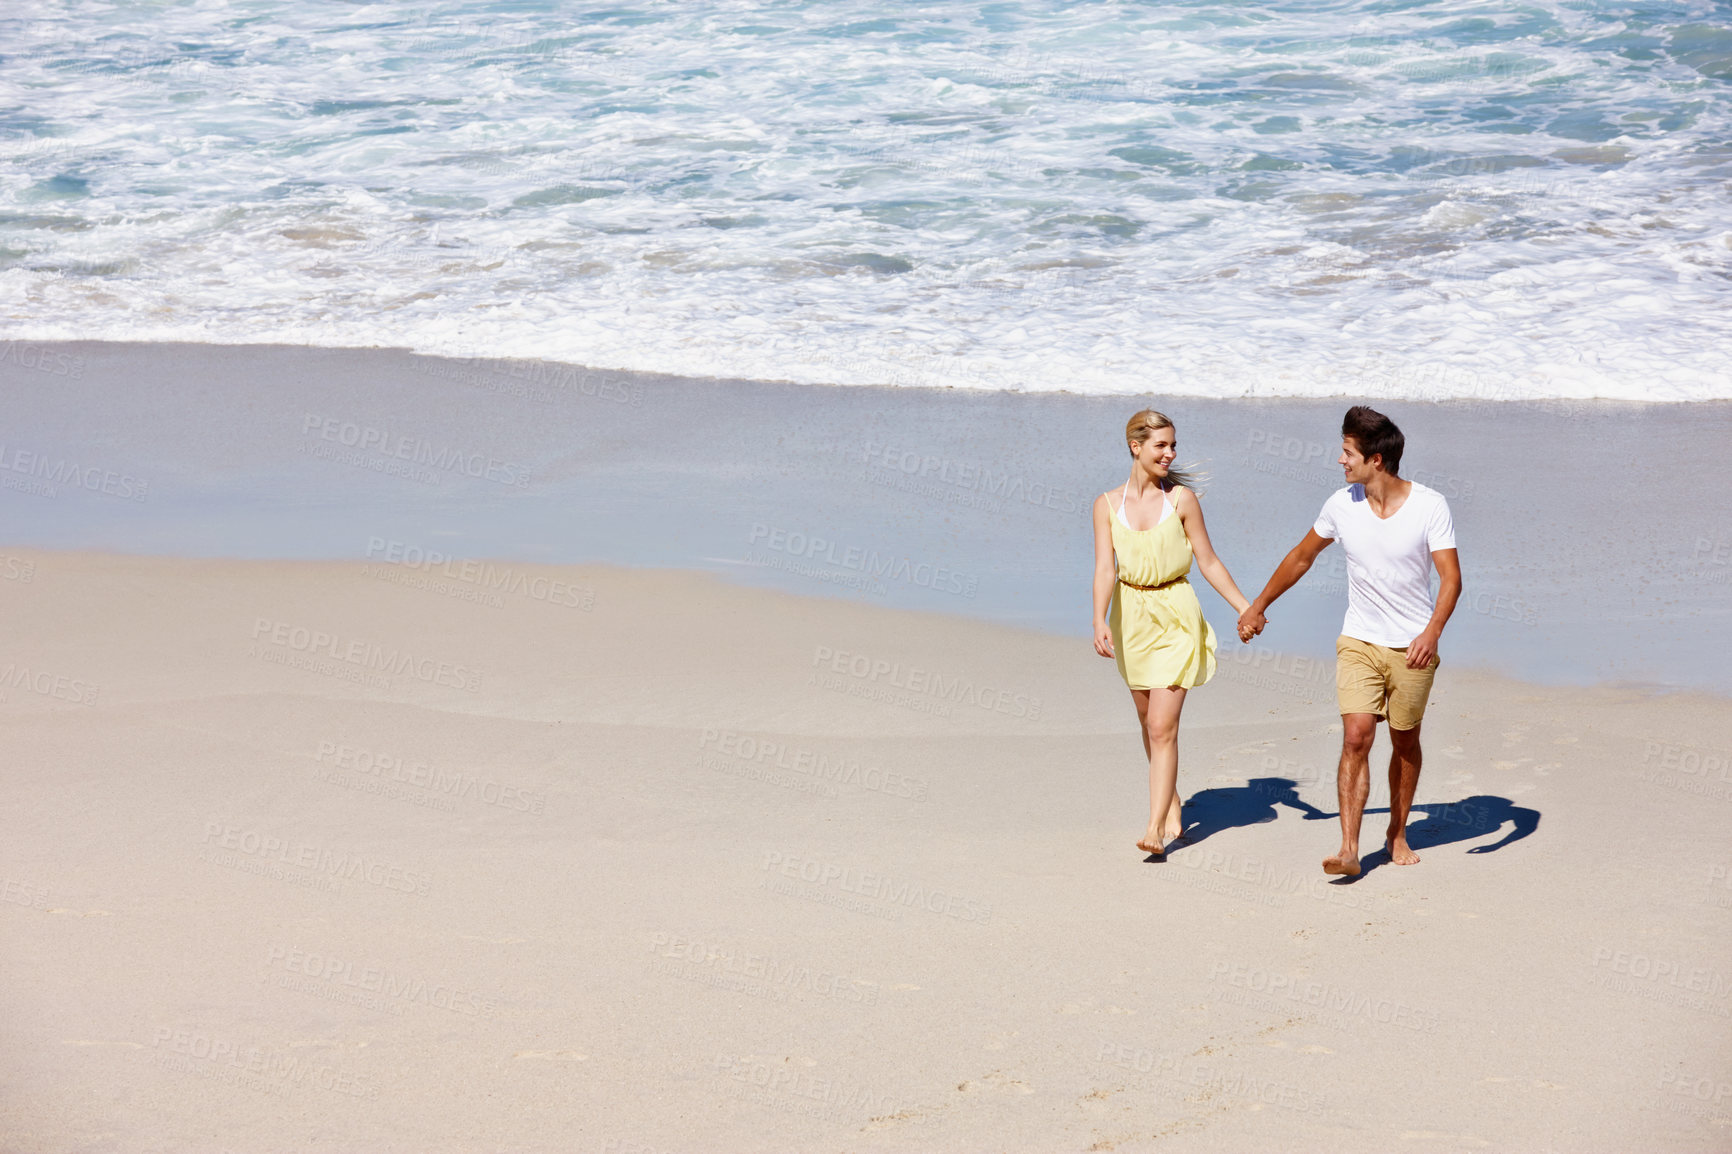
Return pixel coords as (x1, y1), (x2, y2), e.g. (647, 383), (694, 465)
(1118, 480), (1130, 516)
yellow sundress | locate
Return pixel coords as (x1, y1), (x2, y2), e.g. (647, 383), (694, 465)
(1107, 481), (1218, 690)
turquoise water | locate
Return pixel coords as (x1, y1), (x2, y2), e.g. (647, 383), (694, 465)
(2, 1), (1730, 399)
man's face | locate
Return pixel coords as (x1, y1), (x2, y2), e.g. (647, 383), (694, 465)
(1339, 436), (1379, 484)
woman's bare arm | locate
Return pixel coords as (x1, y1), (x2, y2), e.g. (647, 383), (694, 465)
(1173, 487), (1251, 616)
(1092, 493), (1117, 658)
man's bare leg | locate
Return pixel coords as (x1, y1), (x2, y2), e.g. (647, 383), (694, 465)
(1384, 722), (1423, 865)
(1135, 687), (1187, 854)
(1325, 713), (1378, 875)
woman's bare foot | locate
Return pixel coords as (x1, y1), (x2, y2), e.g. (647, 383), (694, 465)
(1136, 833), (1165, 857)
(1322, 851), (1361, 876)
(1385, 836), (1421, 865)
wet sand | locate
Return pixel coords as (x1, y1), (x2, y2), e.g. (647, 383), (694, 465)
(1, 340), (1728, 692)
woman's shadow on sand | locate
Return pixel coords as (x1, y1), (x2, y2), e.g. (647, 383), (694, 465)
(1169, 777), (1540, 878)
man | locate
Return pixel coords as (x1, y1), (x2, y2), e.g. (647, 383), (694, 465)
(1237, 406), (1462, 876)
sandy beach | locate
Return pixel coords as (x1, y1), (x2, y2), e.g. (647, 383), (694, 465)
(2, 538), (1728, 1151)
(10, 3), (1732, 1146)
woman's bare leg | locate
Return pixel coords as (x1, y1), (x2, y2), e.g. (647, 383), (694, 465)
(1132, 699), (1183, 830)
(1135, 686), (1188, 853)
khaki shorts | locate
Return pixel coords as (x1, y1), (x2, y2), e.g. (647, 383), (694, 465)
(1336, 634), (1439, 730)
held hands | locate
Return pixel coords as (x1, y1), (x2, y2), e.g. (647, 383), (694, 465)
(1236, 605), (1266, 643)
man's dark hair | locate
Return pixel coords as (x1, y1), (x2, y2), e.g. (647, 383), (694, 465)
(1342, 405), (1404, 475)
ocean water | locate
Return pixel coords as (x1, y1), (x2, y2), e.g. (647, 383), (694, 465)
(2, 0), (1730, 400)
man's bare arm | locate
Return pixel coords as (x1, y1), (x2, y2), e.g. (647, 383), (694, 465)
(1240, 530), (1334, 636)
(1406, 547), (1461, 668)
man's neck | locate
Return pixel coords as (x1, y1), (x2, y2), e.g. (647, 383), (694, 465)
(1362, 470), (1411, 513)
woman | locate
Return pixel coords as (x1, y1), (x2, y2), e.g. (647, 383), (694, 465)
(1092, 409), (1253, 858)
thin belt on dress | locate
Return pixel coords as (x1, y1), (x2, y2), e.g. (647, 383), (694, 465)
(1119, 574), (1188, 592)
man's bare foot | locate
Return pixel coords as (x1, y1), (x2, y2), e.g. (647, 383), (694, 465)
(1385, 837), (1421, 865)
(1322, 852), (1361, 876)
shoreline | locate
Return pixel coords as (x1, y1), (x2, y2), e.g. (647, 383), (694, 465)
(7, 545), (1731, 708)
(10, 337), (1732, 405)
(6, 549), (1732, 742)
(2, 339), (1728, 695)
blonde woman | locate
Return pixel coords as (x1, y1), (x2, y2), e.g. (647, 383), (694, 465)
(1093, 410), (1254, 858)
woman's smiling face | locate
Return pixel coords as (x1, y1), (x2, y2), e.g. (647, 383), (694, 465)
(1132, 425), (1176, 476)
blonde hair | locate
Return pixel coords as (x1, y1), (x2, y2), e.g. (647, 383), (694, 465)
(1124, 409), (1206, 492)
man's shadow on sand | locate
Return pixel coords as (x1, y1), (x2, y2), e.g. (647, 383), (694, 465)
(1167, 777), (1540, 879)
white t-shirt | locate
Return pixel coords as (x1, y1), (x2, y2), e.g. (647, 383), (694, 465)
(1313, 481), (1456, 648)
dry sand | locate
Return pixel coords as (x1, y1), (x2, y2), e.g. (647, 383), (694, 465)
(2, 548), (1728, 1152)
